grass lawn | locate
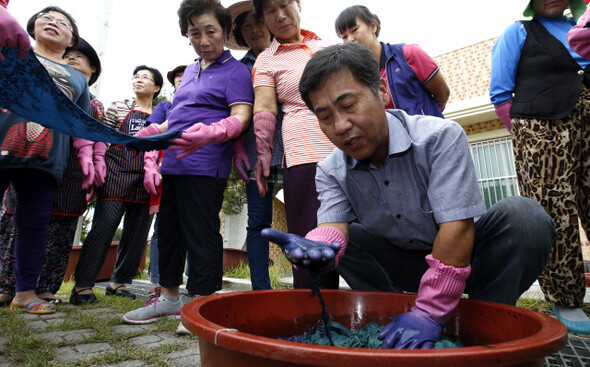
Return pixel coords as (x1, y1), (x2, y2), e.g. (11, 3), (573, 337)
(0, 281), (191, 367)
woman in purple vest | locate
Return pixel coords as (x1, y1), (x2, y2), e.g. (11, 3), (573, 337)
(490, 0), (590, 334)
(334, 5), (449, 118)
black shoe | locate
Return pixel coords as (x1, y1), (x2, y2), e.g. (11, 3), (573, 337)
(70, 287), (97, 305)
(0, 295), (13, 307)
(105, 284), (136, 299)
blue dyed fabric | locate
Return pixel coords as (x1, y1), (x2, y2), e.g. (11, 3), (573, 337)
(281, 321), (463, 349)
(0, 48), (180, 151)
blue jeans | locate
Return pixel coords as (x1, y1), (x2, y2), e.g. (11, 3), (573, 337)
(337, 196), (556, 305)
(245, 180), (274, 290)
(149, 214), (160, 284)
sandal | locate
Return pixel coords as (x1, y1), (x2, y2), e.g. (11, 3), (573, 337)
(105, 284), (136, 299)
(69, 287), (97, 306)
(10, 300), (56, 314)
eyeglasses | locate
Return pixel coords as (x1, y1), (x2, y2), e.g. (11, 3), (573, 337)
(132, 74), (154, 82)
(36, 13), (73, 33)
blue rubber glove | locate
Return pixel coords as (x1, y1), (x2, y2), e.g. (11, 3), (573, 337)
(261, 228), (341, 268)
(378, 309), (442, 349)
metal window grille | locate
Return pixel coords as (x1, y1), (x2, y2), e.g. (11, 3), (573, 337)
(469, 137), (519, 209)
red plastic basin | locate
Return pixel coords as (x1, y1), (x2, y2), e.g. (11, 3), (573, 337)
(181, 290), (567, 367)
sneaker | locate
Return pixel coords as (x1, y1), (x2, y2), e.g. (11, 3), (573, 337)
(122, 295), (182, 324)
(146, 286), (161, 304)
(175, 293), (205, 334)
(176, 320), (191, 335)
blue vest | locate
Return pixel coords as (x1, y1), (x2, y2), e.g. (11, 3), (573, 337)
(382, 43), (443, 118)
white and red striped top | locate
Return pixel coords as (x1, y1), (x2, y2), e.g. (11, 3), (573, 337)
(253, 29), (335, 168)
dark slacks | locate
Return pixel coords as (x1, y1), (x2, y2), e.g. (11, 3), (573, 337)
(0, 169), (56, 292)
(75, 200), (152, 287)
(158, 174), (227, 296)
(337, 196), (556, 305)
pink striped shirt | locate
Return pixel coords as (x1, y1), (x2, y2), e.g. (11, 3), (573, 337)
(253, 29), (335, 168)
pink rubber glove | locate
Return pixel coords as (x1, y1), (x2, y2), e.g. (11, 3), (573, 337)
(73, 138), (95, 190)
(143, 149), (160, 195)
(128, 124), (162, 158)
(568, 7), (590, 59)
(305, 226), (347, 268)
(93, 142), (107, 187)
(0, 6), (31, 61)
(169, 116), (243, 159)
(232, 134), (250, 183)
(253, 111), (276, 198)
(494, 99), (512, 132)
(378, 255), (470, 349)
(135, 124), (161, 138)
(414, 254), (471, 326)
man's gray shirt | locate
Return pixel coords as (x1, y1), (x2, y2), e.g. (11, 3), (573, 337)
(316, 110), (487, 251)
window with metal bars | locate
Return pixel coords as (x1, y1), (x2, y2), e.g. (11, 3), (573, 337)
(469, 137), (519, 209)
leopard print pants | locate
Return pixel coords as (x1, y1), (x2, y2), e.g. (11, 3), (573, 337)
(512, 86), (590, 308)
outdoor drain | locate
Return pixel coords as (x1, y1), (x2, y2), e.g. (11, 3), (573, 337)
(545, 335), (590, 366)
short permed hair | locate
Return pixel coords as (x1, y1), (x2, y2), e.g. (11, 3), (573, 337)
(178, 0), (231, 38)
(335, 5), (381, 39)
(133, 65), (164, 99)
(299, 42), (381, 112)
(26, 6), (80, 49)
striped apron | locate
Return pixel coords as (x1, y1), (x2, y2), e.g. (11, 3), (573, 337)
(97, 110), (151, 203)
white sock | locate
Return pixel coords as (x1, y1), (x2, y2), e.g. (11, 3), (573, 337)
(556, 306), (590, 322)
(162, 293), (180, 303)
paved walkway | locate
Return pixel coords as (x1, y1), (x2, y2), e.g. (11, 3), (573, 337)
(0, 277), (588, 366)
(0, 278), (250, 367)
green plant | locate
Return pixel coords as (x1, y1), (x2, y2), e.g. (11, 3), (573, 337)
(153, 93), (172, 106)
(516, 297), (553, 314)
(223, 262), (291, 289)
(224, 263), (251, 279)
(222, 168), (247, 216)
(79, 195), (96, 243)
(112, 227), (123, 242)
